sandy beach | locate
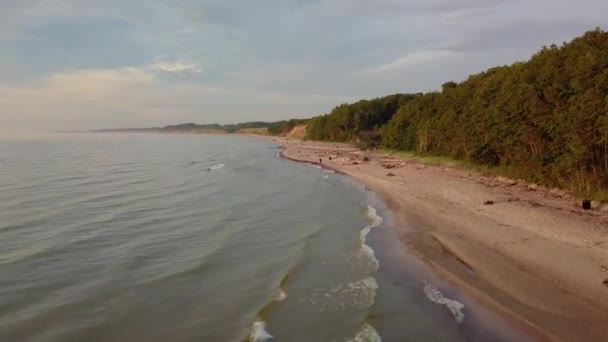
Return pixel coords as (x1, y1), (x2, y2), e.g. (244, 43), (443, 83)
(270, 136), (608, 341)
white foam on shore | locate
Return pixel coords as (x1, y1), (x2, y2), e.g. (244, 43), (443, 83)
(207, 163), (225, 171)
(303, 277), (378, 311)
(275, 289), (287, 302)
(360, 206), (383, 270)
(423, 282), (465, 323)
(347, 323), (382, 342)
(250, 321), (274, 342)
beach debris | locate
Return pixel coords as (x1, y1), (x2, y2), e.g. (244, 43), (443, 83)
(483, 200), (495, 205)
(381, 163), (396, 169)
(601, 265), (608, 272)
(496, 176), (517, 186)
(603, 279), (608, 288)
(582, 199), (592, 210)
(549, 188), (567, 198)
(363, 156), (370, 162)
(527, 183), (539, 191)
(386, 172), (395, 177)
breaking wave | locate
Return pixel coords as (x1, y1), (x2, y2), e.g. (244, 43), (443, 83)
(360, 206), (383, 270)
(423, 282), (465, 323)
(249, 320), (273, 342)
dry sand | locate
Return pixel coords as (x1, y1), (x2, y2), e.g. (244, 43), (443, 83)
(270, 136), (608, 341)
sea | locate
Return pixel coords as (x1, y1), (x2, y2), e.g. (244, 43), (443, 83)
(0, 133), (532, 341)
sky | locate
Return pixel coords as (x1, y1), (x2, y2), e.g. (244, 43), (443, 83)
(1, 0), (607, 131)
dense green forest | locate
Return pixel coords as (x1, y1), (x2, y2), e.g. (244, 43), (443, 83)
(306, 29), (608, 200)
(306, 94), (415, 142)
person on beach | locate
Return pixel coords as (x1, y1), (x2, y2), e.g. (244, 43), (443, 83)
(319, 158), (322, 164)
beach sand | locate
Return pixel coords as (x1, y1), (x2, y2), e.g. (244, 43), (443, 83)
(271, 136), (608, 341)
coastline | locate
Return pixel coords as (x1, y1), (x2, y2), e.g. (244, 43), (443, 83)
(269, 136), (608, 341)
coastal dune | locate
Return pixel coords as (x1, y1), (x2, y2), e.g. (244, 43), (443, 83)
(275, 137), (608, 341)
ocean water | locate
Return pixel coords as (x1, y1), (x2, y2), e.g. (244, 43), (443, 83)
(0, 133), (528, 341)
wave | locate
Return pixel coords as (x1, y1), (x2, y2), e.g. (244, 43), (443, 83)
(347, 323), (382, 342)
(360, 206), (383, 270)
(423, 282), (465, 323)
(247, 277), (288, 341)
(207, 163), (225, 171)
(249, 320), (273, 342)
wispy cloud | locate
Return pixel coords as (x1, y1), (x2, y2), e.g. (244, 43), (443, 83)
(0, 0), (607, 130)
(358, 50), (458, 75)
(148, 61), (202, 74)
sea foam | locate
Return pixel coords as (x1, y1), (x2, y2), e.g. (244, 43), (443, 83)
(275, 289), (287, 302)
(304, 277), (378, 311)
(347, 323), (382, 342)
(423, 282), (465, 323)
(207, 163), (225, 171)
(360, 206), (383, 270)
(250, 321), (273, 342)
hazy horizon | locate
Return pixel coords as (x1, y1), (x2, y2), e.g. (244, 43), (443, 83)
(1, 0), (607, 132)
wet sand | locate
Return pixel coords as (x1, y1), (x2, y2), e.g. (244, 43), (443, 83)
(270, 136), (608, 341)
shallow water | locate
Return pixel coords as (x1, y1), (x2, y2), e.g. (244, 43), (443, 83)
(0, 133), (528, 341)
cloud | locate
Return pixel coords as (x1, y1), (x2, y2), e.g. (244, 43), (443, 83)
(358, 50), (458, 75)
(0, 65), (345, 131)
(1, 0), (608, 131)
(148, 61), (202, 74)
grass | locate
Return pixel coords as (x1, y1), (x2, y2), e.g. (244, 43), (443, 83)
(382, 149), (494, 174)
(381, 148), (608, 203)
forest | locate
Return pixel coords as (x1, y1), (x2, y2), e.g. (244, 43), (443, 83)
(305, 28), (608, 200)
(98, 120), (306, 135)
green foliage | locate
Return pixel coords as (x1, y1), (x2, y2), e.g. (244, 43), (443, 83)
(306, 94), (415, 143)
(266, 118), (309, 135)
(310, 28), (608, 201)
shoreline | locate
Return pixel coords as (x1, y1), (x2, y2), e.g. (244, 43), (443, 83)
(269, 136), (608, 341)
